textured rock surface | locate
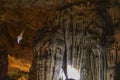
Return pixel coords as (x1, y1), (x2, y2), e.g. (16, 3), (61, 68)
(0, 45), (8, 80)
(0, 6), (54, 80)
(29, 0), (120, 80)
(0, 0), (120, 80)
(29, 27), (65, 80)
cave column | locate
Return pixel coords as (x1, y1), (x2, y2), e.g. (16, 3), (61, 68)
(28, 27), (65, 80)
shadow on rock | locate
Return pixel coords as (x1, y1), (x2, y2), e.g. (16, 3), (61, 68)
(114, 62), (120, 80)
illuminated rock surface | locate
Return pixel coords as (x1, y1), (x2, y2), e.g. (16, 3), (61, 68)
(0, 0), (120, 80)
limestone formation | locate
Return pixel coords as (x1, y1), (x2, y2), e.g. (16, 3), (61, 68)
(0, 0), (120, 80)
(29, 26), (65, 80)
(29, 1), (116, 80)
(0, 45), (8, 80)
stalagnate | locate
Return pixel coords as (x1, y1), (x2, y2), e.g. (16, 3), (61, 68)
(29, 27), (65, 80)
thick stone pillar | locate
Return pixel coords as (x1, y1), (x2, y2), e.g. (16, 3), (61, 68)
(29, 27), (64, 80)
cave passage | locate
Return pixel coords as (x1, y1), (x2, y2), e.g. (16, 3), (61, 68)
(1, 0), (120, 80)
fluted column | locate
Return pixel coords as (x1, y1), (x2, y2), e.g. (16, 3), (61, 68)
(29, 27), (64, 80)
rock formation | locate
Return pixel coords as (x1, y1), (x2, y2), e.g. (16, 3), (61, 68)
(29, 0), (120, 80)
(29, 26), (65, 80)
(0, 45), (8, 80)
(0, 0), (120, 80)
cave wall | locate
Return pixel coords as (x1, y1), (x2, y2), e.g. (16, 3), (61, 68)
(29, 0), (120, 80)
(0, 0), (120, 80)
(0, 45), (8, 80)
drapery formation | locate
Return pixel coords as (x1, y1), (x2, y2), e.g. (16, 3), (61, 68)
(29, 1), (118, 80)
